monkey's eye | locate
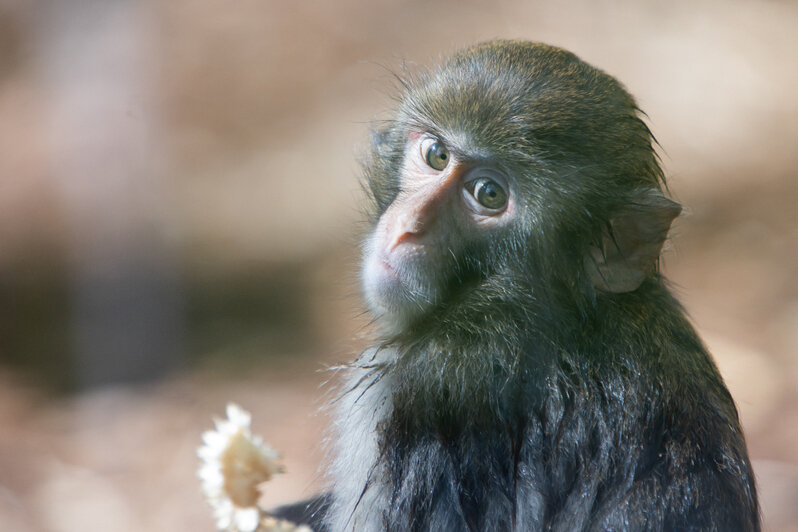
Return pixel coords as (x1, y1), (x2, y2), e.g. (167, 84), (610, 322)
(466, 177), (508, 210)
(421, 138), (450, 171)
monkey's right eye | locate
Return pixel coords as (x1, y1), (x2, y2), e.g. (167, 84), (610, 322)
(466, 177), (508, 211)
(421, 138), (450, 171)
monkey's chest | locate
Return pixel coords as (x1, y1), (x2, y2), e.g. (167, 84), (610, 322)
(374, 424), (537, 532)
(368, 394), (648, 532)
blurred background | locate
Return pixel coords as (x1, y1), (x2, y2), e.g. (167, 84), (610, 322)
(0, 0), (796, 530)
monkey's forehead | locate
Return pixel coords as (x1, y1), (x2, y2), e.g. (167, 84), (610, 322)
(397, 45), (637, 150)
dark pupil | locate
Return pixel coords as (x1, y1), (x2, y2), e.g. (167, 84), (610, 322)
(475, 179), (506, 208)
(427, 142), (449, 169)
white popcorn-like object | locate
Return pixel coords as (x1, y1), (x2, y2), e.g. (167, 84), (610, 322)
(197, 403), (312, 532)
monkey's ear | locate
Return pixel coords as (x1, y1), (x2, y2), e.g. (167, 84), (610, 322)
(587, 189), (682, 293)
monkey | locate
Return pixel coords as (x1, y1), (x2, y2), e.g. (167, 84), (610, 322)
(274, 40), (759, 531)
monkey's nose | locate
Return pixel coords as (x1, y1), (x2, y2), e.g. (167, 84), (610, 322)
(383, 173), (461, 252)
(387, 209), (427, 251)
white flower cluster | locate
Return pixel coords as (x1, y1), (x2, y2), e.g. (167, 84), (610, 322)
(198, 403), (312, 532)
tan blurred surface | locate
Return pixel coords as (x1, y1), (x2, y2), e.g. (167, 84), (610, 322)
(0, 0), (796, 530)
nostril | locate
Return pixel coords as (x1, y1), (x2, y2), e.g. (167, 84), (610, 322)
(386, 208), (429, 251)
(388, 229), (425, 252)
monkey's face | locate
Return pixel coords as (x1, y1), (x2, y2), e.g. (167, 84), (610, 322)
(362, 130), (516, 331)
(361, 41), (682, 335)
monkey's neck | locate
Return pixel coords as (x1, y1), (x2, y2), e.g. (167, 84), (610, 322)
(369, 277), (671, 431)
(330, 331), (551, 532)
(370, 330), (552, 433)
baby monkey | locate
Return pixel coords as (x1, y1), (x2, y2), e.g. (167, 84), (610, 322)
(278, 40), (759, 531)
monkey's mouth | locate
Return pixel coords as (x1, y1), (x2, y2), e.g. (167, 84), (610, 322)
(363, 253), (400, 298)
(363, 252), (425, 314)
(369, 254), (404, 290)
(378, 257), (398, 277)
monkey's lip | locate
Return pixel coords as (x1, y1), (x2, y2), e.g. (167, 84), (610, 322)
(378, 257), (400, 278)
(370, 254), (407, 290)
(363, 254), (409, 313)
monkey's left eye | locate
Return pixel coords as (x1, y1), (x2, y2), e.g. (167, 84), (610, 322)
(466, 177), (508, 211)
(421, 138), (450, 171)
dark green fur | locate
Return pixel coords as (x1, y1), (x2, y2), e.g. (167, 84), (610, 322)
(356, 40), (758, 531)
(278, 41), (759, 532)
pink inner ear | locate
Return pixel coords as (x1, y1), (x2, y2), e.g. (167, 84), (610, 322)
(588, 192), (682, 293)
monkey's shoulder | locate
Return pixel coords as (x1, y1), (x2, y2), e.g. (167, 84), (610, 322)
(532, 348), (757, 530)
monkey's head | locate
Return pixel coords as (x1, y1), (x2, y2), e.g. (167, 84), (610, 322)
(361, 41), (681, 335)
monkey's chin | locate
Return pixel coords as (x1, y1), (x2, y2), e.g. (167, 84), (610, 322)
(361, 254), (435, 334)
